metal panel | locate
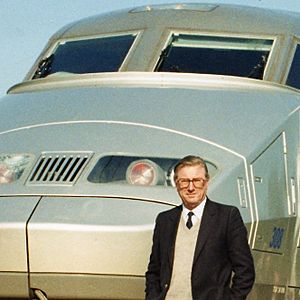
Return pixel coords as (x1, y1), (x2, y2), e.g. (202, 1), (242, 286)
(286, 287), (300, 300)
(30, 274), (145, 300)
(0, 273), (29, 298)
(27, 196), (171, 299)
(237, 177), (248, 208)
(251, 134), (289, 253)
(27, 197), (171, 274)
(0, 196), (40, 271)
(0, 196), (40, 298)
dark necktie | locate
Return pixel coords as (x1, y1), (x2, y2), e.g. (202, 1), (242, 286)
(186, 211), (194, 229)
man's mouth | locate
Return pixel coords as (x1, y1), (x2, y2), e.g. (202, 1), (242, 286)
(186, 193), (196, 198)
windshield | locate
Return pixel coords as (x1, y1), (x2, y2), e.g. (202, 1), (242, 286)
(155, 34), (273, 79)
(286, 44), (300, 89)
(32, 34), (136, 79)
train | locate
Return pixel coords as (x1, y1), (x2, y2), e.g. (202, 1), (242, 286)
(0, 3), (299, 299)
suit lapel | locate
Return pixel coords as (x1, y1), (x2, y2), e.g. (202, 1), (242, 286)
(167, 206), (182, 267)
(193, 199), (217, 262)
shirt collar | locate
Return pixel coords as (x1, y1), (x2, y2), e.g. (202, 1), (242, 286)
(182, 196), (207, 220)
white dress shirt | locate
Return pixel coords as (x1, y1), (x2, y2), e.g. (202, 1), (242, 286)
(182, 197), (207, 226)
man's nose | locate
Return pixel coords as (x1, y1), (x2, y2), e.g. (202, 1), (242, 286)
(187, 180), (195, 191)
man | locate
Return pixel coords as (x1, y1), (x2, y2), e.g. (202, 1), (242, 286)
(145, 155), (255, 300)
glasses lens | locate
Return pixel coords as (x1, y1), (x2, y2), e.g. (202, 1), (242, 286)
(178, 179), (189, 188)
(193, 179), (204, 188)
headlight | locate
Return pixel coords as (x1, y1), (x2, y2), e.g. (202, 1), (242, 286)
(0, 154), (32, 184)
(126, 159), (166, 186)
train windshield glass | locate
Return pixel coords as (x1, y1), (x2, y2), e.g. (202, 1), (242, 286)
(286, 44), (300, 89)
(155, 34), (273, 79)
(32, 34), (136, 79)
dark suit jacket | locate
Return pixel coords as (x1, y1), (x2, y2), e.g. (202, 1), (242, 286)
(145, 198), (255, 300)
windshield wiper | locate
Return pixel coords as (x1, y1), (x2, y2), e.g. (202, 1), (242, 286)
(155, 38), (181, 72)
(247, 54), (267, 79)
(32, 54), (54, 79)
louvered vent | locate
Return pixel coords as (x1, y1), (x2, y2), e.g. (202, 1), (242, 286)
(27, 152), (93, 185)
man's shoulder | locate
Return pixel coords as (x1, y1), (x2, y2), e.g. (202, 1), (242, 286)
(157, 205), (182, 219)
(206, 198), (240, 213)
(205, 199), (245, 228)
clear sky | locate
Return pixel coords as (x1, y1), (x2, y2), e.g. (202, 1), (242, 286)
(0, 0), (299, 96)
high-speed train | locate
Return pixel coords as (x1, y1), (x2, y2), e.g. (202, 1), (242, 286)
(0, 3), (299, 300)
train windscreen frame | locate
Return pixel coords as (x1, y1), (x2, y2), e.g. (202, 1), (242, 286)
(32, 33), (137, 79)
(155, 34), (273, 79)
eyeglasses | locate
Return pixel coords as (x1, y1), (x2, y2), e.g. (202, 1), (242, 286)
(176, 178), (208, 189)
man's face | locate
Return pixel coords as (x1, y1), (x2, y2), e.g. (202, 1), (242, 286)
(175, 164), (209, 210)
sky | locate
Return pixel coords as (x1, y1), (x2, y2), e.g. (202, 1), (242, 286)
(0, 0), (300, 96)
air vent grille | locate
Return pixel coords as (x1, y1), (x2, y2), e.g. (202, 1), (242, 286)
(27, 152), (92, 185)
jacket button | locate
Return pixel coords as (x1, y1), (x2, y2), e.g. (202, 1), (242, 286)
(164, 284), (168, 289)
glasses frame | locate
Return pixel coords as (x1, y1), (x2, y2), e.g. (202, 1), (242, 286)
(176, 177), (208, 189)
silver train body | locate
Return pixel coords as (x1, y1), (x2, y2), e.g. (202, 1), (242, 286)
(0, 3), (299, 299)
